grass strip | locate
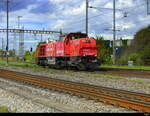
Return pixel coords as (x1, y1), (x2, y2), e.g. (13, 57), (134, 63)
(101, 65), (150, 70)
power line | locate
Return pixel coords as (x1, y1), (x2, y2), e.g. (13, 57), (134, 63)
(62, 12), (112, 31)
(62, 14), (103, 30)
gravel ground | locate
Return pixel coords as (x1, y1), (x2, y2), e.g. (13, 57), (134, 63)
(0, 65), (149, 112)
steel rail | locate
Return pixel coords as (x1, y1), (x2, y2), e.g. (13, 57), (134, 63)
(0, 69), (150, 112)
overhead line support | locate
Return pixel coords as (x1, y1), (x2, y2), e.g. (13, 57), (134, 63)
(86, 0), (89, 36)
(6, 0), (9, 64)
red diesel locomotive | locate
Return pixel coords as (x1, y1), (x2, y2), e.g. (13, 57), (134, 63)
(35, 32), (101, 70)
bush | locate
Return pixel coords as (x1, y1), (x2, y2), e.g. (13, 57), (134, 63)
(128, 53), (140, 62)
(140, 47), (150, 65)
(99, 48), (112, 64)
(24, 51), (31, 62)
(116, 58), (128, 65)
(118, 25), (150, 66)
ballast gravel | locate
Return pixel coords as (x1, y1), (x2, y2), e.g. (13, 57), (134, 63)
(0, 65), (149, 112)
(0, 78), (135, 113)
(0, 88), (59, 113)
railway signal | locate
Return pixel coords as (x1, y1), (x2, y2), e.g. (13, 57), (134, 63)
(30, 47), (33, 52)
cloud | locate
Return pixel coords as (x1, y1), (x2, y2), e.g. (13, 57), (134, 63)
(30, 0), (56, 14)
(9, 0), (35, 12)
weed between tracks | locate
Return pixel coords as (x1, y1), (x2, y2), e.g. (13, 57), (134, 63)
(0, 106), (9, 113)
(0, 106), (17, 113)
(101, 65), (150, 70)
(130, 79), (150, 84)
(148, 85), (150, 88)
(89, 73), (124, 80)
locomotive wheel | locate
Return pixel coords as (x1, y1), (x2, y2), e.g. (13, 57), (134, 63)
(77, 64), (86, 71)
(54, 61), (62, 69)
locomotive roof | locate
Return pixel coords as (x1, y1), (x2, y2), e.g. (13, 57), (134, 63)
(61, 32), (87, 37)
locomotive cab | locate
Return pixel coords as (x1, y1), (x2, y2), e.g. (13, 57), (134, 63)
(65, 32), (88, 40)
(63, 32), (100, 70)
(63, 32), (97, 57)
(62, 32), (87, 43)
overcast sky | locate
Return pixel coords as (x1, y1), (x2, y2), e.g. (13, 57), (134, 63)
(0, 0), (150, 52)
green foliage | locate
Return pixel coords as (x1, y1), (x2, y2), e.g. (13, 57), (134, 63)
(0, 49), (16, 57)
(31, 51), (36, 62)
(116, 57), (128, 65)
(101, 64), (150, 70)
(96, 36), (112, 64)
(0, 106), (17, 113)
(100, 47), (112, 64)
(118, 25), (150, 65)
(0, 106), (9, 113)
(128, 53), (140, 61)
(24, 50), (36, 63)
(122, 40), (128, 46)
(9, 50), (16, 57)
(24, 51), (31, 62)
(0, 49), (6, 57)
(96, 36), (104, 44)
(0, 49), (5, 56)
(140, 47), (150, 65)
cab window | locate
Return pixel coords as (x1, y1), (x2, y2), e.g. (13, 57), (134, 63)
(70, 34), (87, 39)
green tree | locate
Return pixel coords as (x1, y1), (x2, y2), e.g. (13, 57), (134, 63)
(0, 49), (4, 56)
(140, 47), (150, 65)
(24, 51), (31, 62)
(96, 36), (112, 64)
(9, 50), (16, 57)
(31, 51), (36, 62)
(119, 25), (150, 65)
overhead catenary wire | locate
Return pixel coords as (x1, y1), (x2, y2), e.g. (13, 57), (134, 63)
(62, 0), (147, 31)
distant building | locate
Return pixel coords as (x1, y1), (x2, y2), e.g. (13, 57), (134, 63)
(96, 39), (133, 57)
(127, 39), (132, 46)
(114, 39), (133, 47)
(113, 39), (133, 57)
(115, 40), (122, 47)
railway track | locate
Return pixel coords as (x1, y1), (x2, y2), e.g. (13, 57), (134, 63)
(0, 68), (150, 112)
(97, 67), (150, 78)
